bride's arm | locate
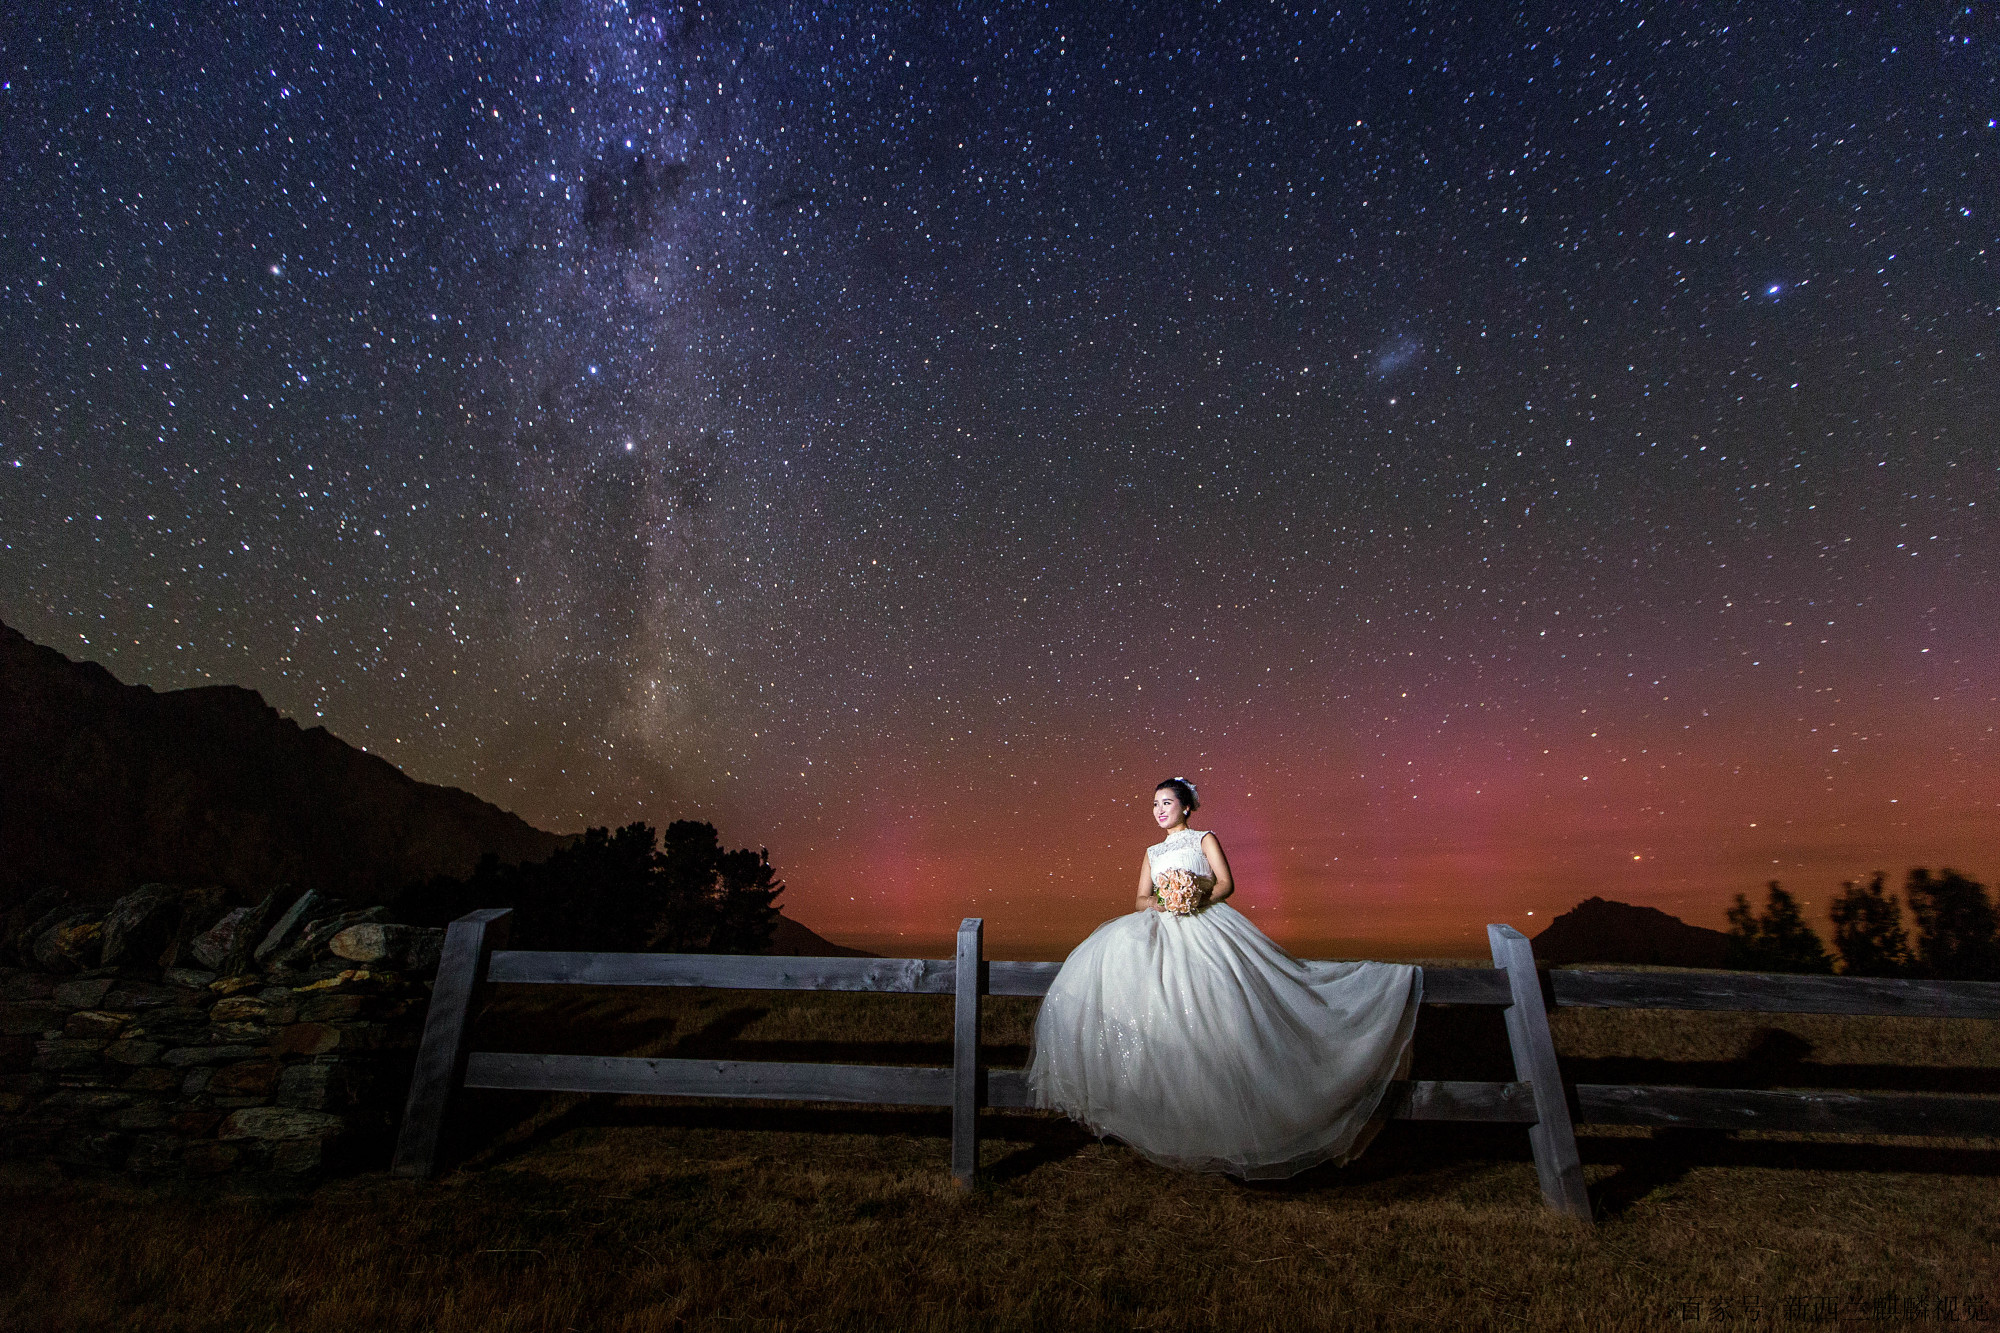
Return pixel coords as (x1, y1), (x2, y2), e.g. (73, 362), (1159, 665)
(1134, 852), (1158, 912)
(1200, 834), (1235, 904)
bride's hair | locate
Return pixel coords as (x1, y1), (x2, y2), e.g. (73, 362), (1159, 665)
(1155, 776), (1200, 812)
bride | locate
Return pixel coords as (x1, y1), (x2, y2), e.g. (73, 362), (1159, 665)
(1026, 777), (1422, 1179)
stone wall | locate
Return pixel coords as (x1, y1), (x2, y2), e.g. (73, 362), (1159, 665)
(0, 884), (443, 1178)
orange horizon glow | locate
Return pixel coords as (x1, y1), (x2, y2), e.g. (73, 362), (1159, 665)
(680, 678), (1996, 963)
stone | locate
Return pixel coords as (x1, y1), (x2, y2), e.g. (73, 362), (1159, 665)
(42, 1089), (132, 1113)
(32, 1038), (107, 1072)
(207, 1063), (281, 1097)
(208, 974), (263, 996)
(4, 890), (73, 967)
(1, 972), (57, 1002)
(161, 1044), (259, 1068)
(100, 982), (177, 1011)
(31, 912), (103, 972)
(329, 923), (445, 974)
(98, 885), (180, 968)
(276, 1062), (367, 1111)
(57, 1070), (123, 1089)
(253, 889), (326, 966)
(64, 1011), (131, 1040)
(170, 1108), (225, 1137)
(114, 1102), (172, 1131)
(105, 1039), (164, 1066)
(52, 977), (115, 1010)
(0, 1092), (29, 1114)
(208, 1022), (269, 1044)
(294, 992), (369, 1023)
(208, 996), (270, 1025)
(55, 1130), (130, 1169)
(180, 1068), (214, 1097)
(127, 1133), (183, 1174)
(157, 886), (228, 971)
(271, 1137), (330, 1173)
(220, 1106), (344, 1141)
(164, 967), (218, 989)
(125, 1008), (212, 1045)
(269, 907), (385, 973)
(120, 1066), (179, 1093)
(0, 1002), (66, 1036)
(271, 1023), (340, 1057)
(181, 1141), (239, 1176)
(190, 905), (257, 972)
(296, 969), (380, 992)
(0, 1072), (53, 1096)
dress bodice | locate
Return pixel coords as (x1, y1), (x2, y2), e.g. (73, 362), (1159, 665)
(1148, 827), (1214, 882)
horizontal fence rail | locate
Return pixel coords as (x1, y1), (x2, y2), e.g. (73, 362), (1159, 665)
(1546, 970), (2000, 1019)
(485, 951), (2000, 1018)
(397, 908), (2000, 1223)
(1574, 1085), (2000, 1137)
(466, 1052), (957, 1106)
(486, 949), (1511, 1003)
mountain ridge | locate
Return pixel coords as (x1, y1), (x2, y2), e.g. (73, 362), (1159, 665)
(0, 621), (871, 956)
(0, 619), (570, 907)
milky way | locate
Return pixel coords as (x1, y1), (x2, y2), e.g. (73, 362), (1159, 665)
(3, 3), (1995, 956)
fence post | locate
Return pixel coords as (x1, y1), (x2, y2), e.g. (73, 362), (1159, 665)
(1488, 923), (1592, 1222)
(392, 907), (513, 1178)
(951, 917), (984, 1187)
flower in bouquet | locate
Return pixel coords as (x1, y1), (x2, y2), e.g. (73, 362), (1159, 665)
(1153, 867), (1205, 916)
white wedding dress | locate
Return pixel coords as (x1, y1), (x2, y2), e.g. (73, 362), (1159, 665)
(1027, 827), (1422, 1179)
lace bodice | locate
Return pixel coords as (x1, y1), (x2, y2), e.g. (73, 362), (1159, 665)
(1148, 827), (1214, 884)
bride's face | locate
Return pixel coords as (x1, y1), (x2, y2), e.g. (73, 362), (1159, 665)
(1153, 788), (1189, 829)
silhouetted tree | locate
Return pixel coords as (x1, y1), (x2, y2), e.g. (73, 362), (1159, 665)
(1724, 881), (1833, 974)
(1828, 873), (1913, 977)
(528, 823), (666, 950)
(1905, 868), (2000, 982)
(398, 820), (783, 954)
(649, 820), (783, 954)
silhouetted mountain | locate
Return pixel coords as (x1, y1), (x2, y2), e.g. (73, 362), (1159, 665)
(766, 914), (877, 958)
(1531, 896), (1730, 968)
(0, 620), (568, 907)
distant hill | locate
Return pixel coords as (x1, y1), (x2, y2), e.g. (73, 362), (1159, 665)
(0, 620), (568, 907)
(766, 914), (878, 958)
(1530, 896), (1730, 968)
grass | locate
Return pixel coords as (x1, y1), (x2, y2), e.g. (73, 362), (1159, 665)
(3, 964), (1997, 1331)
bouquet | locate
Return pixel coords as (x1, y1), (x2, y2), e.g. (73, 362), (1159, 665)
(1152, 868), (1207, 916)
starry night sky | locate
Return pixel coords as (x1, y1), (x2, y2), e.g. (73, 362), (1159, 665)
(3, 3), (1994, 958)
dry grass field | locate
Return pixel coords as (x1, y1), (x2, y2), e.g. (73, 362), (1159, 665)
(3, 963), (1997, 1332)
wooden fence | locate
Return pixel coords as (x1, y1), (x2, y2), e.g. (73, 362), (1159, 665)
(391, 911), (2000, 1222)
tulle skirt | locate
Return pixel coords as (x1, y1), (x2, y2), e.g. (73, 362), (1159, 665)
(1026, 903), (1422, 1179)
